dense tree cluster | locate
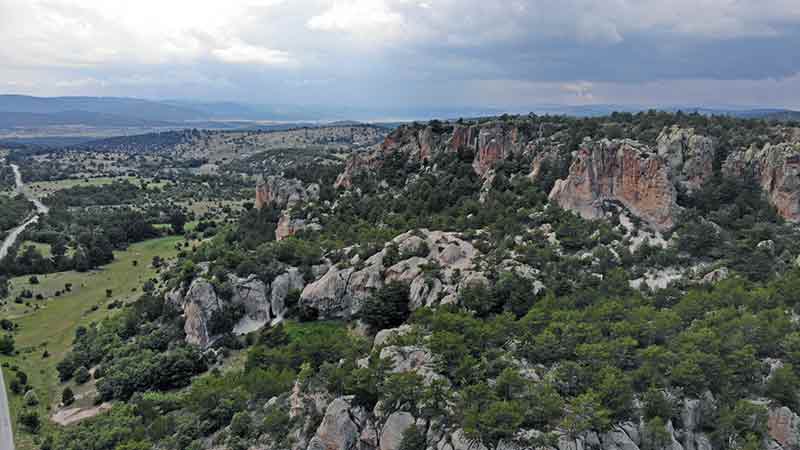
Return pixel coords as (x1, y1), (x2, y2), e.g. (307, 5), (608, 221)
(0, 194), (32, 233)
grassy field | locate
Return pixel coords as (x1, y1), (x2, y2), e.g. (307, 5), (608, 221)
(25, 177), (171, 197)
(0, 235), (184, 450)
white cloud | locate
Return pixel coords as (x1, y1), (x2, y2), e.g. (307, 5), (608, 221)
(308, 0), (402, 30)
(212, 42), (293, 65)
(560, 81), (596, 102)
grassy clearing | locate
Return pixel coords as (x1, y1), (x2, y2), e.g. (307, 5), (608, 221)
(180, 199), (248, 216)
(26, 177), (170, 197)
(15, 241), (54, 258)
(0, 235), (184, 450)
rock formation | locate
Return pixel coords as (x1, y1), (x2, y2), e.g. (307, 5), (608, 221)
(228, 274), (270, 335)
(768, 406), (800, 450)
(178, 278), (221, 347)
(724, 142), (800, 222)
(335, 121), (544, 188)
(307, 397), (369, 450)
(255, 176), (319, 210)
(656, 126), (716, 192)
(276, 211), (321, 241)
(299, 230), (492, 320)
(169, 267), (305, 347)
(549, 139), (680, 231)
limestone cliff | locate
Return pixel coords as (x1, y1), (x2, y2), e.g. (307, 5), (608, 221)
(724, 142), (800, 222)
(656, 126), (716, 192)
(549, 139), (680, 231)
(335, 122), (724, 231)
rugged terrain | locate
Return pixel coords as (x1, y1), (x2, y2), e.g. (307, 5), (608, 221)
(5, 112), (800, 450)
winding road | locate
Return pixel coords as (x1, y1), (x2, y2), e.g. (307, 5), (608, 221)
(0, 161), (47, 450)
(0, 164), (49, 260)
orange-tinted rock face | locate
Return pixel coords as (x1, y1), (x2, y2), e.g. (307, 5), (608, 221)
(724, 143), (800, 222)
(549, 140), (679, 231)
(335, 122), (536, 187)
(449, 124), (478, 154)
(768, 406), (800, 450)
(471, 124), (529, 176)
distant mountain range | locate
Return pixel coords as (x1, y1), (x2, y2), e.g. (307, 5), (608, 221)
(0, 95), (798, 130)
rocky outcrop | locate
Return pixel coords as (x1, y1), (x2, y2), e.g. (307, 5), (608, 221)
(701, 267), (730, 285)
(373, 325), (413, 348)
(468, 123), (530, 176)
(380, 412), (415, 450)
(379, 345), (441, 383)
(255, 176), (319, 210)
(335, 121), (546, 188)
(724, 143), (800, 222)
(657, 127), (716, 192)
(179, 278), (221, 347)
(549, 139), (680, 231)
(170, 268), (305, 346)
(300, 230), (488, 321)
(270, 268), (305, 323)
(228, 275), (270, 335)
(307, 397), (369, 450)
(335, 125), (442, 189)
(300, 266), (357, 319)
(276, 211), (321, 241)
(768, 406), (800, 450)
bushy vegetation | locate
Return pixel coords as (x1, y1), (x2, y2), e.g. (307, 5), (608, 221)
(0, 194), (32, 232)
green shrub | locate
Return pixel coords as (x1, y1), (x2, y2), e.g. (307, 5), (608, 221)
(360, 282), (411, 331)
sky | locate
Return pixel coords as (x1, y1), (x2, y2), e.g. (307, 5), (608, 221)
(1, 0), (800, 111)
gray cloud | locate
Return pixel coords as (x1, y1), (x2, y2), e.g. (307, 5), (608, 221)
(1, 0), (799, 110)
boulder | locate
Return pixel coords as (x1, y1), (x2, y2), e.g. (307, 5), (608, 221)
(228, 275), (270, 335)
(409, 275), (443, 309)
(599, 426), (640, 450)
(380, 345), (440, 383)
(308, 397), (367, 450)
(301, 266), (356, 319)
(271, 268), (305, 323)
(758, 240), (776, 253)
(380, 412), (416, 450)
(181, 278), (221, 347)
(437, 429), (485, 450)
(373, 325), (413, 349)
(701, 267), (730, 285)
(768, 406), (800, 450)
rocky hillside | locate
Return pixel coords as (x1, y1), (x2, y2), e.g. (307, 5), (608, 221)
(46, 112), (800, 450)
(337, 119), (800, 230)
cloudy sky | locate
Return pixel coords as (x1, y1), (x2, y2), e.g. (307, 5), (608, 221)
(1, 0), (799, 110)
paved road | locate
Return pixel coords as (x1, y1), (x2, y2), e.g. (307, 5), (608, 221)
(0, 163), (48, 260)
(0, 367), (14, 450)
